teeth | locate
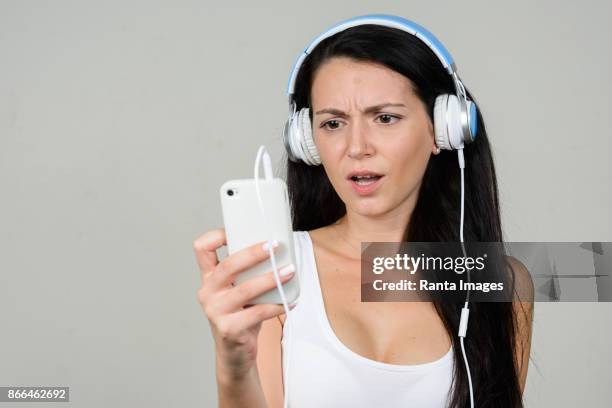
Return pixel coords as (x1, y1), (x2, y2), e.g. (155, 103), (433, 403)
(355, 179), (376, 185)
(355, 179), (376, 186)
(354, 176), (379, 185)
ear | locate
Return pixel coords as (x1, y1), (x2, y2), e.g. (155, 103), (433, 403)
(428, 117), (439, 155)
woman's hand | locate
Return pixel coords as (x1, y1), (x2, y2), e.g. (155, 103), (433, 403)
(193, 228), (296, 382)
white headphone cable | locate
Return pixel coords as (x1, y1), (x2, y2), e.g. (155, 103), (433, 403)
(254, 145), (293, 408)
(457, 148), (475, 408)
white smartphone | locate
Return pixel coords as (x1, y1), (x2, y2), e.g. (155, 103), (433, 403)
(219, 177), (299, 305)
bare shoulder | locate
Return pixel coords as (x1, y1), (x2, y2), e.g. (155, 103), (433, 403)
(504, 255), (534, 326)
(505, 255), (534, 395)
(505, 255), (535, 303)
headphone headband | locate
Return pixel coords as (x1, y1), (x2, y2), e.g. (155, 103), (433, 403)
(286, 14), (458, 97)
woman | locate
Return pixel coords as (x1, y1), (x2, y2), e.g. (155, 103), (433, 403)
(194, 16), (534, 408)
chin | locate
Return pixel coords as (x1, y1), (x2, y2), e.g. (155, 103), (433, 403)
(349, 199), (389, 217)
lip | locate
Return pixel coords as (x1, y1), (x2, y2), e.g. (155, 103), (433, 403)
(348, 175), (384, 196)
(347, 169), (384, 179)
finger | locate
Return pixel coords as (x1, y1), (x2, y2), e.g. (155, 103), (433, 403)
(212, 238), (280, 288)
(227, 302), (294, 333)
(193, 228), (226, 285)
(219, 264), (296, 313)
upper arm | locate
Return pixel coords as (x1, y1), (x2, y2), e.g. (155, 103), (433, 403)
(507, 256), (535, 395)
(256, 315), (285, 408)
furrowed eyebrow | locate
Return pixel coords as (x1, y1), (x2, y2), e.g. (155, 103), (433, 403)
(314, 103), (406, 117)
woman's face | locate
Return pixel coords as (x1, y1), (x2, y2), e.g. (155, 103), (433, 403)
(310, 56), (439, 217)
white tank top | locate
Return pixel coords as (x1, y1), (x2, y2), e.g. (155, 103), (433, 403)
(281, 230), (455, 408)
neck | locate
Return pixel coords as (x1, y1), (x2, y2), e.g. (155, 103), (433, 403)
(333, 189), (419, 254)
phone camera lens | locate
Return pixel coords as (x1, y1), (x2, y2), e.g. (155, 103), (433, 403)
(227, 189), (234, 196)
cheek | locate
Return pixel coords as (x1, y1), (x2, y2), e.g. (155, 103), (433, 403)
(313, 133), (342, 160)
(387, 135), (431, 184)
(314, 135), (349, 182)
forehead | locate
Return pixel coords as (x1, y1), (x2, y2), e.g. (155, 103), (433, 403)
(310, 57), (417, 105)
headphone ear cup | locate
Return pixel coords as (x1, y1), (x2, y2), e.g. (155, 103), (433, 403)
(434, 94), (452, 150)
(282, 106), (321, 165)
(285, 109), (303, 162)
(296, 109), (311, 163)
(299, 108), (321, 165)
(283, 114), (298, 162)
(446, 94), (465, 149)
(434, 94), (465, 150)
(466, 100), (478, 141)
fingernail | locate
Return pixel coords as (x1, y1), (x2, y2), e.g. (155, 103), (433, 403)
(262, 240), (279, 252)
(279, 263), (295, 276)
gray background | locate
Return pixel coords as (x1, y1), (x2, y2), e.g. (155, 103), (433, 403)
(1, 0), (610, 407)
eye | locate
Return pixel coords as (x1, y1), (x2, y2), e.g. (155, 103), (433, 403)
(320, 119), (343, 131)
(375, 114), (401, 124)
(320, 114), (401, 131)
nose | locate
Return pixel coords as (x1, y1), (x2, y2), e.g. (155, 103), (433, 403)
(347, 120), (374, 160)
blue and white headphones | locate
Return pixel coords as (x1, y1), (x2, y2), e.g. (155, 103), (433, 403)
(282, 13), (479, 165)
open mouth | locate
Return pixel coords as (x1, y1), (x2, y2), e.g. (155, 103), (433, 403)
(350, 175), (383, 185)
(347, 174), (385, 195)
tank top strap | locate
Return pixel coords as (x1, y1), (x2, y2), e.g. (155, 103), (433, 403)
(291, 230), (313, 305)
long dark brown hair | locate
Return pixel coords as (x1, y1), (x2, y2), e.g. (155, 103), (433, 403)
(283, 24), (528, 407)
